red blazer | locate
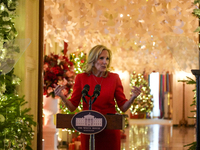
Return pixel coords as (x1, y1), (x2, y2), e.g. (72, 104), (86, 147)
(69, 72), (128, 114)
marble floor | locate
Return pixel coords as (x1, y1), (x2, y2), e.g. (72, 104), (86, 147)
(121, 119), (196, 150)
(58, 119), (196, 150)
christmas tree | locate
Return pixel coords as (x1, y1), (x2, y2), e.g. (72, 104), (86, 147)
(0, 1), (36, 149)
(0, 69), (36, 149)
(130, 71), (154, 118)
(70, 51), (87, 75)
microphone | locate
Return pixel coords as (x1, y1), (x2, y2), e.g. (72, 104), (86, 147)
(91, 84), (101, 104)
(92, 84), (101, 98)
(82, 84), (90, 97)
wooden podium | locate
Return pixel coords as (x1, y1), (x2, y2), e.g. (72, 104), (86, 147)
(56, 113), (128, 150)
(56, 113), (128, 130)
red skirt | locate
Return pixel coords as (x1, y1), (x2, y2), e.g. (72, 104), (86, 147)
(81, 129), (121, 150)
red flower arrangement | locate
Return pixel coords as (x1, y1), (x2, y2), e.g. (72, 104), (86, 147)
(43, 53), (75, 98)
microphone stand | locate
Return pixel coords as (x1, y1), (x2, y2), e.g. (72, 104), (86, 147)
(89, 96), (95, 150)
(82, 94), (97, 150)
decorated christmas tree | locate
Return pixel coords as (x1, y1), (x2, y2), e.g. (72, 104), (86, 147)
(70, 51), (87, 75)
(130, 71), (154, 118)
(0, 1), (36, 149)
(0, 69), (36, 149)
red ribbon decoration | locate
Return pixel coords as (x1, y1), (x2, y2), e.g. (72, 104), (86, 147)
(64, 42), (68, 55)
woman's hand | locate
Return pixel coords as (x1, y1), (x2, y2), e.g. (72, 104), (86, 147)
(131, 86), (142, 99)
(120, 85), (142, 112)
(54, 85), (66, 98)
(54, 85), (76, 112)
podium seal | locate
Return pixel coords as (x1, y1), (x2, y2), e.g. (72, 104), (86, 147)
(71, 110), (107, 135)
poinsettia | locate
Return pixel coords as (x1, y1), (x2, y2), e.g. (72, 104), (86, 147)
(43, 53), (75, 98)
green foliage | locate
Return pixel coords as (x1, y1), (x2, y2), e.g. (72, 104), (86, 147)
(70, 51), (87, 74)
(185, 1), (200, 148)
(184, 76), (196, 150)
(0, 69), (20, 94)
(185, 76), (196, 117)
(193, 9), (200, 18)
(0, 1), (18, 42)
(0, 94), (36, 149)
(193, 1), (200, 33)
(194, 26), (200, 32)
(0, 68), (36, 149)
(184, 142), (197, 150)
(194, 0), (200, 5)
(0, 0), (37, 149)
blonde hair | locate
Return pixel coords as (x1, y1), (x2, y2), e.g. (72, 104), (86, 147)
(83, 45), (112, 76)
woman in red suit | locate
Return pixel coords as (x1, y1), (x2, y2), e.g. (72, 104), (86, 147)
(54, 45), (141, 150)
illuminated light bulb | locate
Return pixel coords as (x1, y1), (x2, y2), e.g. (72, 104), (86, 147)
(141, 45), (146, 49)
(0, 4), (4, 11)
(139, 19), (144, 23)
(120, 14), (123, 17)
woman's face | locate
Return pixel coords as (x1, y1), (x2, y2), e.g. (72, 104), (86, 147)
(94, 50), (110, 74)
